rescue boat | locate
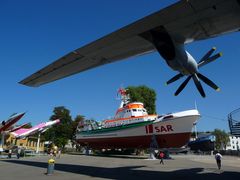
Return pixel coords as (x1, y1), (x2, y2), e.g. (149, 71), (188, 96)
(76, 88), (200, 149)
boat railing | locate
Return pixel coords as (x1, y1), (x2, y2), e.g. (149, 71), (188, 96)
(76, 119), (102, 132)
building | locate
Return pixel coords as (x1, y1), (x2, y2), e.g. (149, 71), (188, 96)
(226, 135), (240, 150)
(2, 133), (45, 152)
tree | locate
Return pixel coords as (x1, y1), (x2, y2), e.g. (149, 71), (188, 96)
(126, 85), (157, 114)
(71, 115), (85, 147)
(212, 129), (229, 150)
(44, 106), (73, 148)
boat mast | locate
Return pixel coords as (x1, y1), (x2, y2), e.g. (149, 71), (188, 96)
(117, 88), (130, 108)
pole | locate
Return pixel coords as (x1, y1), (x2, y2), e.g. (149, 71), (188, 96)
(36, 133), (41, 154)
(195, 124), (198, 139)
(47, 158), (55, 175)
(1, 132), (5, 148)
(149, 134), (158, 159)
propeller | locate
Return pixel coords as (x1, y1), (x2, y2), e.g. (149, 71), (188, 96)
(166, 47), (222, 97)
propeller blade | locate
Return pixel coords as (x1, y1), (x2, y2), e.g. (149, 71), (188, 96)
(198, 47), (216, 63)
(192, 74), (206, 98)
(166, 73), (184, 85)
(198, 52), (222, 68)
(197, 73), (220, 91)
(174, 76), (191, 96)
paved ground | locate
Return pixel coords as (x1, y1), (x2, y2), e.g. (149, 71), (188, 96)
(0, 154), (239, 180)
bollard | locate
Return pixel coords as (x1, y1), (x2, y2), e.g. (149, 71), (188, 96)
(47, 158), (55, 175)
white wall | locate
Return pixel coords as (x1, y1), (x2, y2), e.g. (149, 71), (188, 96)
(226, 136), (240, 150)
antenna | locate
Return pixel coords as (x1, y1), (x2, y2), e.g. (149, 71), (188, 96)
(117, 87), (130, 108)
(194, 100), (198, 110)
(116, 84), (124, 100)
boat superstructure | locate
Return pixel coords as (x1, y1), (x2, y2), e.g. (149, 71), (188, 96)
(102, 88), (157, 128)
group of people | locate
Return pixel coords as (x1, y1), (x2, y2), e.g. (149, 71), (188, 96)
(8, 148), (21, 159)
(49, 146), (61, 158)
(7, 145), (223, 170)
(157, 150), (223, 170)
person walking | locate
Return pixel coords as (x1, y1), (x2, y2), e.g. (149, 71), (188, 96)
(159, 151), (164, 165)
(17, 148), (21, 159)
(57, 149), (61, 159)
(8, 149), (12, 159)
(215, 152), (222, 170)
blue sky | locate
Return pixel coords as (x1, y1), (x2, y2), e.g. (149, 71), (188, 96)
(0, 0), (239, 132)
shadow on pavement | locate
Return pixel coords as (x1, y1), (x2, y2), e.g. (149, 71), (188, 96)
(3, 159), (240, 180)
(67, 152), (148, 159)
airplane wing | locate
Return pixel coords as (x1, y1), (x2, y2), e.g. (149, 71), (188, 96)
(19, 0), (240, 87)
(11, 119), (60, 138)
(12, 128), (29, 134)
(9, 123), (30, 132)
(0, 113), (25, 132)
(11, 127), (41, 138)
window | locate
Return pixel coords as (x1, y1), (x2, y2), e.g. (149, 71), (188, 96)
(133, 109), (137, 112)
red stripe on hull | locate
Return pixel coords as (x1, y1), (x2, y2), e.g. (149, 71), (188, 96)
(145, 126), (148, 134)
(148, 124), (153, 133)
(76, 132), (191, 149)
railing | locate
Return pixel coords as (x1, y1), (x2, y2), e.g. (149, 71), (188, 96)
(228, 108), (240, 137)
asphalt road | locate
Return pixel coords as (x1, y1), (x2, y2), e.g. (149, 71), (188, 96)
(0, 154), (239, 180)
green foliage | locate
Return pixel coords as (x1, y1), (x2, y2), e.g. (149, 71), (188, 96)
(71, 115), (85, 146)
(212, 129), (229, 150)
(44, 106), (73, 148)
(126, 85), (157, 114)
(72, 115), (85, 132)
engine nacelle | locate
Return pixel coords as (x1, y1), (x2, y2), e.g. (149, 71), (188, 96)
(141, 26), (198, 75)
(168, 43), (198, 75)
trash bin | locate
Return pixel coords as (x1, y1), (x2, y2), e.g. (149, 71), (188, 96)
(47, 158), (55, 175)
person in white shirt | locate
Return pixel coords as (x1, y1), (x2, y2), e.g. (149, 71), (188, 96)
(215, 152), (222, 170)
